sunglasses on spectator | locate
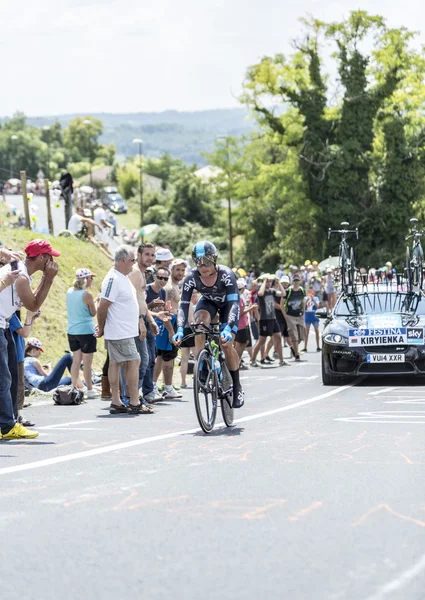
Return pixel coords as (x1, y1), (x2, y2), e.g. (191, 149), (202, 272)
(156, 275), (169, 281)
(127, 258), (137, 263)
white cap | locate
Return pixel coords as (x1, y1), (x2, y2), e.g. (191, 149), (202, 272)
(76, 267), (96, 279)
(155, 247), (174, 261)
(237, 277), (246, 289)
(171, 258), (186, 268)
(27, 337), (44, 351)
(280, 275), (290, 283)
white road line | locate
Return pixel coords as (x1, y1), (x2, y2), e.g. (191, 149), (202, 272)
(365, 551), (425, 600)
(0, 383), (354, 477)
(38, 420), (97, 430)
(368, 387), (398, 396)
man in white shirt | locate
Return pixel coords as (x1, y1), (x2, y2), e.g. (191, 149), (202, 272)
(67, 206), (100, 238)
(93, 202), (113, 247)
(97, 245), (149, 415)
(0, 239), (59, 440)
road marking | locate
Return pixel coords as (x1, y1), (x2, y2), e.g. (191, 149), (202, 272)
(368, 387), (398, 396)
(0, 383), (354, 476)
(365, 551), (425, 600)
(38, 420), (97, 429)
(277, 375), (319, 381)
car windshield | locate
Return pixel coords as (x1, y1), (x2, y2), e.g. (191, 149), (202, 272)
(108, 194), (123, 202)
(334, 292), (425, 316)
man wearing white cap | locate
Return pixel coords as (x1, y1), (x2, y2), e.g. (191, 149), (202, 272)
(146, 247), (174, 285)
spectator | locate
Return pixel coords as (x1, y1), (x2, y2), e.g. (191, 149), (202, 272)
(24, 338), (76, 392)
(0, 240), (59, 440)
(325, 267), (336, 310)
(265, 274), (292, 359)
(97, 245), (149, 414)
(234, 278), (257, 368)
(67, 206), (100, 239)
(9, 309), (40, 427)
(147, 267), (178, 400)
(250, 275), (287, 367)
(146, 247), (174, 284)
(93, 202), (113, 247)
(303, 287), (321, 352)
(128, 242), (159, 408)
(66, 268), (98, 398)
(282, 274), (306, 361)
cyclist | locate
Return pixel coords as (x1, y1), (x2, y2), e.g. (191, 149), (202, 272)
(173, 241), (244, 408)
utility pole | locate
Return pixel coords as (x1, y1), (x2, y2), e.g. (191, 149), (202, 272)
(20, 171), (31, 230)
(45, 178), (54, 235)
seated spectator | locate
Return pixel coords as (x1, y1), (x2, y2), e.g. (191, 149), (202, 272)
(67, 206), (100, 239)
(24, 338), (78, 392)
(66, 268), (98, 398)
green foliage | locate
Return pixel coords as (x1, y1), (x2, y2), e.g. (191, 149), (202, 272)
(151, 222), (211, 258)
(240, 11), (425, 268)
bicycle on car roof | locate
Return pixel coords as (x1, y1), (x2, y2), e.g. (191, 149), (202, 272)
(405, 217), (425, 294)
(328, 221), (358, 294)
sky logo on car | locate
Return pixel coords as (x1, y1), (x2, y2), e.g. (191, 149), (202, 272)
(406, 328), (425, 344)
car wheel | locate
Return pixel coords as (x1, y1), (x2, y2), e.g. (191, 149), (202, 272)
(322, 355), (343, 386)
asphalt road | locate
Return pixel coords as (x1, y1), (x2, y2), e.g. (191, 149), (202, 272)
(2, 352), (425, 600)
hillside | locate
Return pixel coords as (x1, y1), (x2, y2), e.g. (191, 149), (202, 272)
(0, 226), (112, 370)
(25, 108), (256, 164)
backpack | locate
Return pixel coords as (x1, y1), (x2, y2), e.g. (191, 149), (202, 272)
(53, 385), (84, 405)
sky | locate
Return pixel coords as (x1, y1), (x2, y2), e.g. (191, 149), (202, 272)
(1, 0), (424, 117)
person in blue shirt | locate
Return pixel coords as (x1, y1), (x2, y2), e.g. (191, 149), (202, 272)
(9, 309), (40, 426)
(66, 267), (97, 398)
(24, 338), (75, 392)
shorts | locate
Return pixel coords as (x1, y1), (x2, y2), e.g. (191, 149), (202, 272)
(276, 316), (289, 338)
(195, 297), (239, 333)
(305, 312), (320, 327)
(286, 315), (305, 344)
(180, 327), (195, 349)
(106, 338), (140, 363)
(68, 333), (97, 354)
(259, 319), (280, 337)
(235, 326), (251, 345)
(157, 345), (179, 361)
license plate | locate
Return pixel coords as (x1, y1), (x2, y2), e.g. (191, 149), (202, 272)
(367, 354), (405, 363)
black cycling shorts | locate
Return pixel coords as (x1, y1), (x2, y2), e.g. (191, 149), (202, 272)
(259, 319), (280, 337)
(195, 297), (238, 332)
(68, 333), (97, 354)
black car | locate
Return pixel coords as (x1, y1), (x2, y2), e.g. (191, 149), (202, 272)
(319, 289), (425, 384)
(104, 192), (127, 214)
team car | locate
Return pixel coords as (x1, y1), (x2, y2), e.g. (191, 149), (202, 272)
(318, 286), (425, 384)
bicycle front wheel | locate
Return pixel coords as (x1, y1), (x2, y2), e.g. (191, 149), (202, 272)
(220, 362), (234, 427)
(193, 349), (218, 433)
(413, 244), (424, 289)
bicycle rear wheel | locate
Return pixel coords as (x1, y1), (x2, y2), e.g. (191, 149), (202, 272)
(349, 247), (356, 288)
(406, 246), (412, 291)
(340, 247), (347, 290)
(193, 349), (218, 433)
(413, 244), (424, 289)
(220, 362), (234, 427)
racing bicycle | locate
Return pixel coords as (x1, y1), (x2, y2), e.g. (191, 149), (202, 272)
(328, 221), (359, 292)
(405, 218), (424, 293)
(181, 323), (234, 434)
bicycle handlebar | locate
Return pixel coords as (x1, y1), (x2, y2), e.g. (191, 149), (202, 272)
(328, 227), (359, 241)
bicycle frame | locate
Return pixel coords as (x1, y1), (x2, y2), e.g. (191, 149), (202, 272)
(328, 221), (359, 294)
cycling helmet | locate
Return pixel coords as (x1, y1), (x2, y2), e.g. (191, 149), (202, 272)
(192, 240), (218, 266)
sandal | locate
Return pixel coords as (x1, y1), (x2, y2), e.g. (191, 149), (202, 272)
(18, 416), (35, 427)
(109, 403), (128, 414)
(127, 403), (154, 414)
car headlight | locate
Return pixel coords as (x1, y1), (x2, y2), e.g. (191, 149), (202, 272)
(324, 333), (349, 345)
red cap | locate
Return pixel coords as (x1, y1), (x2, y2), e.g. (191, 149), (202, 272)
(25, 239), (61, 258)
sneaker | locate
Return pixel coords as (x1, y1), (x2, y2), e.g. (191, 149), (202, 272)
(301, 348), (307, 353)
(233, 387), (245, 409)
(295, 355), (301, 362)
(153, 389), (165, 402)
(163, 388), (183, 399)
(86, 389), (99, 399)
(264, 356), (275, 363)
(260, 359), (267, 365)
(250, 360), (260, 368)
(279, 360), (289, 366)
(1, 422), (39, 440)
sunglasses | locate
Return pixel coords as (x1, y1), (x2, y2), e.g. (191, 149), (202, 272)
(156, 276), (169, 281)
(128, 258), (137, 263)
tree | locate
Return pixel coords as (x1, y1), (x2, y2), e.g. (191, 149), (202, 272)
(63, 117), (103, 163)
(241, 11), (425, 266)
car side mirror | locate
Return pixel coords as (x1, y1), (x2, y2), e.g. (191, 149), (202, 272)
(315, 307), (328, 319)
